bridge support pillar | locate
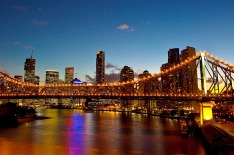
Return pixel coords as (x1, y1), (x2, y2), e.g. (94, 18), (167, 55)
(200, 101), (214, 125)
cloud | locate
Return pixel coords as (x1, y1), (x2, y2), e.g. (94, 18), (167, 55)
(12, 5), (27, 11)
(106, 62), (121, 71)
(85, 73), (120, 84)
(134, 70), (141, 79)
(105, 73), (120, 83)
(140, 20), (151, 25)
(32, 20), (49, 26)
(106, 62), (115, 69)
(84, 63), (142, 83)
(117, 24), (129, 30)
(13, 41), (33, 50)
(85, 75), (95, 83)
(24, 45), (33, 49)
(15, 41), (22, 46)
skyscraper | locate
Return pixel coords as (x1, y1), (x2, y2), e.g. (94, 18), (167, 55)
(138, 70), (152, 93)
(138, 70), (153, 109)
(96, 51), (105, 84)
(180, 46), (199, 112)
(45, 70), (59, 105)
(65, 67), (74, 83)
(160, 48), (180, 93)
(180, 46), (198, 94)
(24, 51), (35, 83)
(120, 66), (134, 108)
(120, 66), (134, 82)
(45, 70), (59, 84)
(168, 48), (180, 64)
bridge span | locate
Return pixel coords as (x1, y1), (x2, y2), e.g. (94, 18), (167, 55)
(1, 51), (234, 100)
(1, 51), (234, 124)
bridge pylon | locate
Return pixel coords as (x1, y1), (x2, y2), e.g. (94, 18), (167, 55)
(200, 101), (215, 125)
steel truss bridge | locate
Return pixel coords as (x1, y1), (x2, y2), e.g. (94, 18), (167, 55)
(1, 51), (234, 102)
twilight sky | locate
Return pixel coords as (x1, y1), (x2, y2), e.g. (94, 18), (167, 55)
(1, 0), (234, 83)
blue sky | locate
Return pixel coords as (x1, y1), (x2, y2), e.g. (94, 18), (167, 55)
(1, 0), (234, 83)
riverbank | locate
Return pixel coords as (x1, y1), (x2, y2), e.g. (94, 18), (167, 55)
(0, 115), (51, 128)
(0, 102), (51, 127)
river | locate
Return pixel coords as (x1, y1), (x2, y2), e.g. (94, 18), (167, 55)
(0, 109), (208, 155)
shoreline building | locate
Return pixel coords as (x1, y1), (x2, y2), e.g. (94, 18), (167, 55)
(120, 66), (134, 108)
(96, 51), (105, 84)
(45, 70), (59, 105)
(180, 46), (198, 94)
(138, 70), (153, 109)
(160, 47), (199, 111)
(180, 46), (199, 112)
(161, 48), (180, 93)
(65, 67), (74, 83)
(63, 67), (74, 105)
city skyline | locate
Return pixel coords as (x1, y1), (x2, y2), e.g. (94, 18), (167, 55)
(1, 0), (234, 83)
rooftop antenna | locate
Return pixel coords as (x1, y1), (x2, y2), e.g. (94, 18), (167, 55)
(30, 48), (34, 58)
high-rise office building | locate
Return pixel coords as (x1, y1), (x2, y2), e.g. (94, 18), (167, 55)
(160, 48), (180, 93)
(65, 67), (74, 83)
(14, 75), (23, 81)
(168, 48), (180, 64)
(138, 70), (152, 92)
(180, 46), (198, 94)
(45, 70), (59, 105)
(160, 63), (172, 93)
(138, 70), (152, 95)
(45, 70), (59, 84)
(120, 66), (134, 82)
(24, 51), (36, 83)
(180, 46), (199, 112)
(96, 51), (105, 84)
(138, 70), (153, 109)
(119, 66), (134, 108)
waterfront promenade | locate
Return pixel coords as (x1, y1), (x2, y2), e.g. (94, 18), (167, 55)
(213, 121), (234, 138)
(199, 120), (234, 153)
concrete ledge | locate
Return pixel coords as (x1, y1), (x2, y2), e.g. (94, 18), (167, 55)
(201, 122), (234, 147)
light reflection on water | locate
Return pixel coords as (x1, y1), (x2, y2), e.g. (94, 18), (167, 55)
(0, 109), (207, 155)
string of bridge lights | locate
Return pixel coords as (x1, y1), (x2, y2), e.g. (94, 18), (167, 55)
(1, 51), (234, 88)
(0, 91), (233, 98)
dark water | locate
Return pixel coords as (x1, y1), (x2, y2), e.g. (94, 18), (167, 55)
(0, 109), (207, 155)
